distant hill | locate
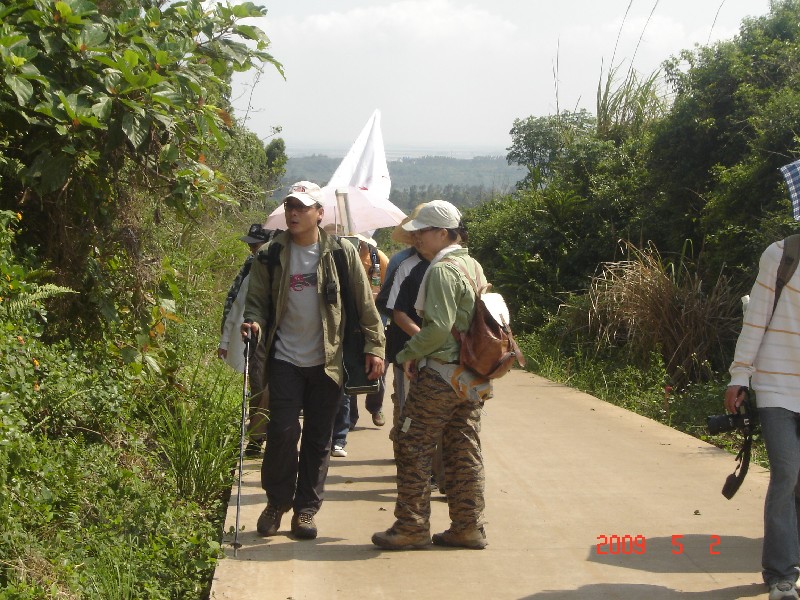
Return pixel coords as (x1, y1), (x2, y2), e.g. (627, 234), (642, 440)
(277, 154), (526, 210)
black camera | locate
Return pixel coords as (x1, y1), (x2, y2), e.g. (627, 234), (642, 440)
(707, 395), (755, 436)
(325, 280), (338, 305)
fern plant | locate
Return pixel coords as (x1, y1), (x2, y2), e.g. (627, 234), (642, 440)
(1, 283), (76, 321)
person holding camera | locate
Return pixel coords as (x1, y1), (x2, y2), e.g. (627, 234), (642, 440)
(726, 238), (800, 600)
(241, 181), (385, 541)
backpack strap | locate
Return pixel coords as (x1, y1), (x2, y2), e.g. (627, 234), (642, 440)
(374, 262), (398, 316)
(774, 234), (800, 317)
(439, 257), (483, 343)
(330, 237), (349, 304)
(253, 240), (285, 339)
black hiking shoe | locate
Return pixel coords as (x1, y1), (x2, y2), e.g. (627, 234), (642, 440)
(256, 504), (286, 536)
(290, 511), (318, 540)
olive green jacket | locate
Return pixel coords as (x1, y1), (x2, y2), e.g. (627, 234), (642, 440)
(396, 248), (484, 365)
(243, 229), (385, 387)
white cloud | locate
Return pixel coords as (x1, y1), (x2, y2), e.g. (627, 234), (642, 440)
(233, 0), (772, 154)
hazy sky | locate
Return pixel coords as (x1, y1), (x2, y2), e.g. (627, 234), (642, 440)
(230, 0), (772, 157)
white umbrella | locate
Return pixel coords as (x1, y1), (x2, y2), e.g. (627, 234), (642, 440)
(263, 184), (406, 234)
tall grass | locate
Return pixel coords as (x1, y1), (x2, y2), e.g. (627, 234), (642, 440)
(585, 241), (742, 387)
(596, 64), (666, 141)
(151, 361), (242, 507)
(84, 538), (139, 600)
(594, 0), (667, 142)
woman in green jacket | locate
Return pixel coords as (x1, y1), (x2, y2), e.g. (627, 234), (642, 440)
(372, 200), (489, 551)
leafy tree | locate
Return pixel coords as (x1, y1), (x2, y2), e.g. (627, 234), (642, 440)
(506, 110), (596, 187)
(209, 124), (286, 210)
(649, 0), (800, 276)
(0, 0), (283, 335)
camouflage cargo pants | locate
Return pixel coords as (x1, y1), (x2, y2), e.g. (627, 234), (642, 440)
(391, 366), (485, 535)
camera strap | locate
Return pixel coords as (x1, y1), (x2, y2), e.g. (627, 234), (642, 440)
(773, 234), (800, 317)
(721, 433), (752, 500)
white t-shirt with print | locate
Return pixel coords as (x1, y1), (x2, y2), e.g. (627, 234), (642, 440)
(274, 242), (325, 367)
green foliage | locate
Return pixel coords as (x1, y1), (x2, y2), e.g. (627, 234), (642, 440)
(650, 0), (800, 275)
(2, 435), (223, 597)
(151, 362), (240, 507)
(0, 155), (246, 597)
(507, 110), (597, 187)
(209, 125), (286, 210)
(0, 0), (283, 338)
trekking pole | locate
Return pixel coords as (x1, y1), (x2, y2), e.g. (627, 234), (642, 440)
(232, 327), (252, 557)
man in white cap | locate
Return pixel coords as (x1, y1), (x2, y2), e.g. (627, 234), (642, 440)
(242, 181), (385, 540)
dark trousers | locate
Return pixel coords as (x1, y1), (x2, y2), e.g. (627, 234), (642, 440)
(332, 392), (352, 446)
(261, 358), (341, 514)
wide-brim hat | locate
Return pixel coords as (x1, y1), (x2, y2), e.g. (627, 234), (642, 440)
(391, 202), (428, 245)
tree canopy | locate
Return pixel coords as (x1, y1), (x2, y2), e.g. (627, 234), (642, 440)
(0, 0), (285, 335)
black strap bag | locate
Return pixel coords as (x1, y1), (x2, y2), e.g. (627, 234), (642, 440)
(331, 244), (381, 396)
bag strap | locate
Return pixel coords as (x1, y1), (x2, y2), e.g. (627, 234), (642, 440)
(255, 241), (284, 335)
(439, 257), (484, 343)
(440, 257), (484, 294)
(374, 262), (397, 317)
(330, 237), (360, 335)
(774, 234), (800, 316)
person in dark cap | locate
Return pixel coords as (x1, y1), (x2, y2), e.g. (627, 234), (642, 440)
(218, 223), (276, 456)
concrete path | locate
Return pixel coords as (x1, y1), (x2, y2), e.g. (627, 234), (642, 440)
(210, 369), (771, 600)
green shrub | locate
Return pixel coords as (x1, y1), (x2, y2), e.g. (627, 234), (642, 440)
(150, 361), (241, 508)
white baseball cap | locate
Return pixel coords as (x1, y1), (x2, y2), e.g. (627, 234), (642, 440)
(401, 200), (461, 231)
(285, 181), (323, 207)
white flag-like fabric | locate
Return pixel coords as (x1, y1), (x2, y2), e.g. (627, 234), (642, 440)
(328, 109), (391, 201)
(779, 158), (800, 221)
(264, 109), (406, 234)
(322, 109), (405, 234)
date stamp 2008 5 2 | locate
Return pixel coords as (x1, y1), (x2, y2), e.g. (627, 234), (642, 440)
(595, 534), (721, 556)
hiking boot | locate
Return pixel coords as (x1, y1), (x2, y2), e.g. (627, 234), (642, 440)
(331, 444), (347, 457)
(432, 526), (488, 549)
(256, 504), (286, 537)
(769, 581), (799, 600)
(372, 410), (386, 426)
(371, 527), (431, 550)
(290, 511), (318, 540)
